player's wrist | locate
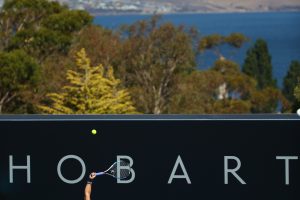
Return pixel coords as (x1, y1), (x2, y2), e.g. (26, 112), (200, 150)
(87, 178), (94, 184)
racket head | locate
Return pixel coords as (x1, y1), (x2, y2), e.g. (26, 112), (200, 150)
(104, 160), (131, 179)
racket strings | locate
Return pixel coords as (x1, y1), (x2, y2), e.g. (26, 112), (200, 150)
(120, 167), (131, 179)
(108, 161), (131, 179)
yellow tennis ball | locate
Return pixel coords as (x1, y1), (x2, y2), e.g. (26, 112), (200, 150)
(91, 129), (97, 135)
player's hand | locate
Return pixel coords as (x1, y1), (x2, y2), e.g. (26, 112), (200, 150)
(89, 172), (96, 180)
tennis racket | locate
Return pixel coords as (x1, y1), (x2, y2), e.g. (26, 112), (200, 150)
(95, 160), (131, 179)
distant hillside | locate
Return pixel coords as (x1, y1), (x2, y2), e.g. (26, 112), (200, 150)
(161, 0), (300, 12)
(1, 0), (300, 13)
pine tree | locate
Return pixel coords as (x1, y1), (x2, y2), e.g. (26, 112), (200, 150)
(242, 39), (276, 89)
(39, 48), (137, 114)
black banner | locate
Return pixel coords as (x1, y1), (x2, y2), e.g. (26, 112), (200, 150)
(0, 117), (299, 200)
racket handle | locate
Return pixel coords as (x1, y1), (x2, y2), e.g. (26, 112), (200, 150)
(96, 172), (105, 176)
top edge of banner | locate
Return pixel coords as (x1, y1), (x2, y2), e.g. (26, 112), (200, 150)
(0, 114), (299, 121)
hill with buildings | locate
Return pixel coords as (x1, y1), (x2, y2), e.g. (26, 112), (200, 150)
(1, 0), (300, 14)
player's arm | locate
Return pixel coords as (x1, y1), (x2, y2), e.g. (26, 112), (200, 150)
(84, 172), (96, 200)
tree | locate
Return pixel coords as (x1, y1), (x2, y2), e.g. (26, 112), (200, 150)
(8, 27), (71, 61)
(0, 0), (93, 113)
(199, 33), (248, 59)
(168, 70), (224, 114)
(39, 49), (137, 114)
(250, 87), (281, 113)
(119, 16), (195, 114)
(242, 39), (276, 89)
(212, 99), (251, 114)
(283, 61), (300, 111)
(42, 10), (92, 34)
(70, 25), (121, 67)
(213, 59), (287, 113)
(212, 60), (257, 98)
(169, 60), (256, 114)
(0, 0), (67, 50)
(1, 0), (93, 61)
(295, 82), (300, 102)
(211, 59), (255, 113)
(0, 50), (40, 113)
(169, 58), (288, 114)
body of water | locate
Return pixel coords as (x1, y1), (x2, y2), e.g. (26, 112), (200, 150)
(94, 12), (300, 87)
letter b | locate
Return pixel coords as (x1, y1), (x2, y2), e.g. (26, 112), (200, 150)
(117, 155), (135, 184)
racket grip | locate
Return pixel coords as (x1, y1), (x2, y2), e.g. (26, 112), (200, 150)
(96, 172), (105, 176)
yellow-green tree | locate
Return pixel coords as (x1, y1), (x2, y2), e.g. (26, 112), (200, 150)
(39, 48), (137, 114)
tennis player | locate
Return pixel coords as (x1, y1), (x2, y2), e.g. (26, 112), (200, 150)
(84, 172), (96, 200)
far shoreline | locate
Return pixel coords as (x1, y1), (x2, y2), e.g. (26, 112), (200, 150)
(91, 10), (300, 17)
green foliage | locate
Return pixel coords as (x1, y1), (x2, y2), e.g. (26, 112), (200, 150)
(243, 39), (276, 89)
(250, 87), (281, 113)
(170, 59), (284, 114)
(0, 0), (93, 114)
(213, 99), (251, 114)
(1, 0), (66, 29)
(282, 61), (300, 111)
(169, 60), (255, 114)
(212, 59), (240, 75)
(119, 16), (195, 114)
(0, 1), (288, 114)
(168, 70), (223, 114)
(0, 0), (67, 49)
(212, 60), (256, 99)
(1, 0), (92, 61)
(224, 33), (249, 48)
(8, 28), (71, 59)
(39, 49), (137, 114)
(42, 10), (93, 34)
(292, 84), (300, 112)
(0, 50), (40, 113)
(199, 34), (224, 51)
(70, 25), (121, 67)
(2, 0), (66, 12)
(211, 55), (287, 113)
(211, 60), (257, 113)
(199, 33), (248, 58)
(295, 82), (300, 102)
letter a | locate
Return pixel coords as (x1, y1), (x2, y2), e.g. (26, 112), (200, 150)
(168, 155), (191, 184)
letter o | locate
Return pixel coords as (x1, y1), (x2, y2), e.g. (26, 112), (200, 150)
(57, 155), (86, 184)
